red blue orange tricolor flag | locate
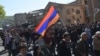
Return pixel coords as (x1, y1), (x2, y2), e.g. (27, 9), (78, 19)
(35, 6), (60, 36)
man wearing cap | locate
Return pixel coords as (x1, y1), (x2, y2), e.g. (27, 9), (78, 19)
(74, 32), (89, 56)
(57, 32), (72, 56)
(93, 31), (100, 56)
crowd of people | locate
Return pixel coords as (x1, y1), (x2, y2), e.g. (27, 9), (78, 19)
(0, 22), (100, 56)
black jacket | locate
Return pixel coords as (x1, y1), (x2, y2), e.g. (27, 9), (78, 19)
(57, 40), (71, 56)
(8, 40), (18, 50)
(74, 40), (89, 56)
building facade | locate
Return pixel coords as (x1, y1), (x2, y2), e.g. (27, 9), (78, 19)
(14, 13), (27, 26)
(62, 5), (85, 25)
(26, 0), (100, 26)
(44, 2), (86, 26)
(27, 9), (44, 26)
(73, 0), (100, 23)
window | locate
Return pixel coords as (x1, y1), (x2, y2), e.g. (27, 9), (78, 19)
(57, 10), (59, 13)
(67, 9), (70, 14)
(72, 8), (74, 12)
(80, 15), (82, 18)
(67, 19), (71, 23)
(72, 16), (75, 20)
(84, 0), (87, 5)
(77, 18), (80, 22)
(76, 10), (80, 14)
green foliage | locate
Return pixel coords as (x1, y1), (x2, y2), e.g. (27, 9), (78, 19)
(0, 5), (6, 18)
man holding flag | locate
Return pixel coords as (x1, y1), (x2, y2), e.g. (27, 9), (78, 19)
(34, 5), (60, 56)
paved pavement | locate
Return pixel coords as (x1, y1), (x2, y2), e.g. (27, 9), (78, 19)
(0, 38), (8, 56)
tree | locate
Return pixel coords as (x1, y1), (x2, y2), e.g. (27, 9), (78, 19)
(0, 5), (5, 18)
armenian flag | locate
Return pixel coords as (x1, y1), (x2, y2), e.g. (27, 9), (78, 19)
(35, 6), (60, 36)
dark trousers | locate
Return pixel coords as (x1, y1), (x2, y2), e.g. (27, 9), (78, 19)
(8, 49), (17, 56)
(12, 49), (17, 56)
(94, 50), (100, 56)
(72, 41), (77, 54)
(2, 39), (5, 46)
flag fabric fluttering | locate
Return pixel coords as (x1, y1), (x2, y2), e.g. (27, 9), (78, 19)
(35, 6), (60, 36)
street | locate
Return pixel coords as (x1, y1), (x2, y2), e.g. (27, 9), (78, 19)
(0, 38), (8, 56)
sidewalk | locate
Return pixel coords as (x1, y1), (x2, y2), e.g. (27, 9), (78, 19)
(0, 38), (8, 56)
(0, 46), (8, 56)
